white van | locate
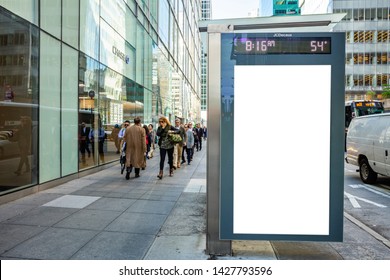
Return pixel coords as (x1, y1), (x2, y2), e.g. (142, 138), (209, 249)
(346, 113), (390, 183)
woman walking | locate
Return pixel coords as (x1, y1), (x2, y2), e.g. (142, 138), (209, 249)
(143, 124), (151, 161)
(156, 116), (178, 179)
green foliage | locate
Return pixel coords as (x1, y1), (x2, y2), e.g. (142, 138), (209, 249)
(382, 84), (390, 99)
(366, 90), (375, 99)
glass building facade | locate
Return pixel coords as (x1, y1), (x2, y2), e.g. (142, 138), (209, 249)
(259, 0), (273, 17)
(200, 0), (211, 124)
(333, 0), (390, 100)
(259, 0), (390, 101)
(0, 0), (201, 197)
(301, 0), (333, 15)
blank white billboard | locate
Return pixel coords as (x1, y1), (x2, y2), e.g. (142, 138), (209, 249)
(233, 65), (331, 235)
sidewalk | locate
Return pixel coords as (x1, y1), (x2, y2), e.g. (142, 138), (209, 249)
(0, 144), (207, 260)
(1, 141), (390, 260)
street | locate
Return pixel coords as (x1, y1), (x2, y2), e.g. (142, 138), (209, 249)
(258, 163), (390, 260)
(344, 162), (390, 246)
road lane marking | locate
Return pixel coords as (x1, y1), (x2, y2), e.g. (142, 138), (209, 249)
(344, 191), (387, 208)
(362, 184), (390, 198)
(347, 184), (390, 199)
(348, 184), (362, 189)
(344, 192), (361, 208)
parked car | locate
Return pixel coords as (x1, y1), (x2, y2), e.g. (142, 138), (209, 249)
(346, 113), (390, 183)
(0, 131), (19, 159)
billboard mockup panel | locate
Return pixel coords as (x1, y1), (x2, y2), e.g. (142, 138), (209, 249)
(219, 32), (345, 241)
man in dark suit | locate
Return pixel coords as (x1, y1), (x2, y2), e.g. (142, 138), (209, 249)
(195, 123), (204, 151)
(79, 122), (91, 164)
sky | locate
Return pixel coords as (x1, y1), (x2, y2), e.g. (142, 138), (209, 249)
(211, 0), (260, 20)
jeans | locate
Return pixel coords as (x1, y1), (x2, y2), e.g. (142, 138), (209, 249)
(159, 147), (174, 170)
(186, 146), (192, 163)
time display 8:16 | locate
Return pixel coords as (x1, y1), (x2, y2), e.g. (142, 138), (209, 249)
(235, 37), (332, 55)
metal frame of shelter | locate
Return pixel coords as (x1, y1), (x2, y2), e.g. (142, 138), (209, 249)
(202, 14), (346, 256)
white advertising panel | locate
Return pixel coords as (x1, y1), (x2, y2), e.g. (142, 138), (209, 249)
(233, 65), (331, 235)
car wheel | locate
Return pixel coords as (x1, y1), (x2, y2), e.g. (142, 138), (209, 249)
(359, 158), (377, 184)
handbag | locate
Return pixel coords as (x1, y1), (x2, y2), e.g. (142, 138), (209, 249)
(168, 133), (182, 144)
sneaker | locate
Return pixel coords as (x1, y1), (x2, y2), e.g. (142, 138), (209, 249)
(181, 160), (186, 164)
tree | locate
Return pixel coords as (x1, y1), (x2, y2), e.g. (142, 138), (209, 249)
(366, 90), (375, 100)
(382, 84), (390, 99)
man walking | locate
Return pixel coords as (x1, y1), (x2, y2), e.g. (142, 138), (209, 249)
(173, 118), (186, 169)
(79, 122), (91, 164)
(195, 123), (204, 151)
(124, 117), (146, 179)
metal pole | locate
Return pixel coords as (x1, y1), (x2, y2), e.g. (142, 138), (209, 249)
(206, 25), (232, 256)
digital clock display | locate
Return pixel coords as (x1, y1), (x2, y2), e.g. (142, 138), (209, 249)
(233, 36), (331, 55)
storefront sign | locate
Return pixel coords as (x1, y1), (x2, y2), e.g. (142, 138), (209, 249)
(112, 46), (130, 64)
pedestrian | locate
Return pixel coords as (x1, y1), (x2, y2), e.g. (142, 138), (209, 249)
(13, 116), (32, 175)
(79, 122), (91, 164)
(188, 122), (195, 160)
(156, 116), (179, 179)
(118, 120), (130, 149)
(124, 117), (146, 179)
(184, 124), (194, 165)
(4, 85), (14, 102)
(195, 123), (204, 151)
(112, 124), (121, 154)
(148, 124), (156, 158)
(173, 118), (186, 169)
(89, 123), (106, 163)
(143, 124), (151, 160)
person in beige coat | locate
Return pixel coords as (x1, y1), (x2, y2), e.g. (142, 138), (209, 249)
(124, 117), (146, 179)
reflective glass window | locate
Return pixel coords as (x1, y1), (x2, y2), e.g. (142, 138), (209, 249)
(39, 32), (61, 183)
(62, 0), (79, 48)
(40, 0), (61, 38)
(0, 1), (38, 25)
(78, 54), (100, 168)
(61, 45), (78, 176)
(80, 0), (100, 60)
(0, 8), (39, 194)
(158, 0), (170, 47)
(136, 22), (145, 85)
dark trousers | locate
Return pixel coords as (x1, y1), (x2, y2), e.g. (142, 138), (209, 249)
(186, 147), (192, 163)
(182, 145), (186, 162)
(196, 137), (202, 151)
(159, 147), (174, 170)
(80, 140), (91, 155)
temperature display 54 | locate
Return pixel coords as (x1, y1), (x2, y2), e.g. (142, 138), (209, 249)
(233, 36), (331, 55)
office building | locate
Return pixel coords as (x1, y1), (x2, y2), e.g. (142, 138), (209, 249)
(259, 0), (273, 17)
(0, 0), (201, 198)
(301, 0), (333, 15)
(200, 0), (211, 124)
(333, 0), (390, 100)
(259, 0), (390, 101)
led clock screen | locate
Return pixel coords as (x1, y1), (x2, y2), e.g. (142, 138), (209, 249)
(233, 65), (331, 235)
(234, 37), (331, 54)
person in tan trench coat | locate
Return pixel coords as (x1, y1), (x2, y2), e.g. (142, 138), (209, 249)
(124, 117), (146, 179)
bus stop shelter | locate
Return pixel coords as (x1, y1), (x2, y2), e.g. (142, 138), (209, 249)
(199, 13), (346, 256)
